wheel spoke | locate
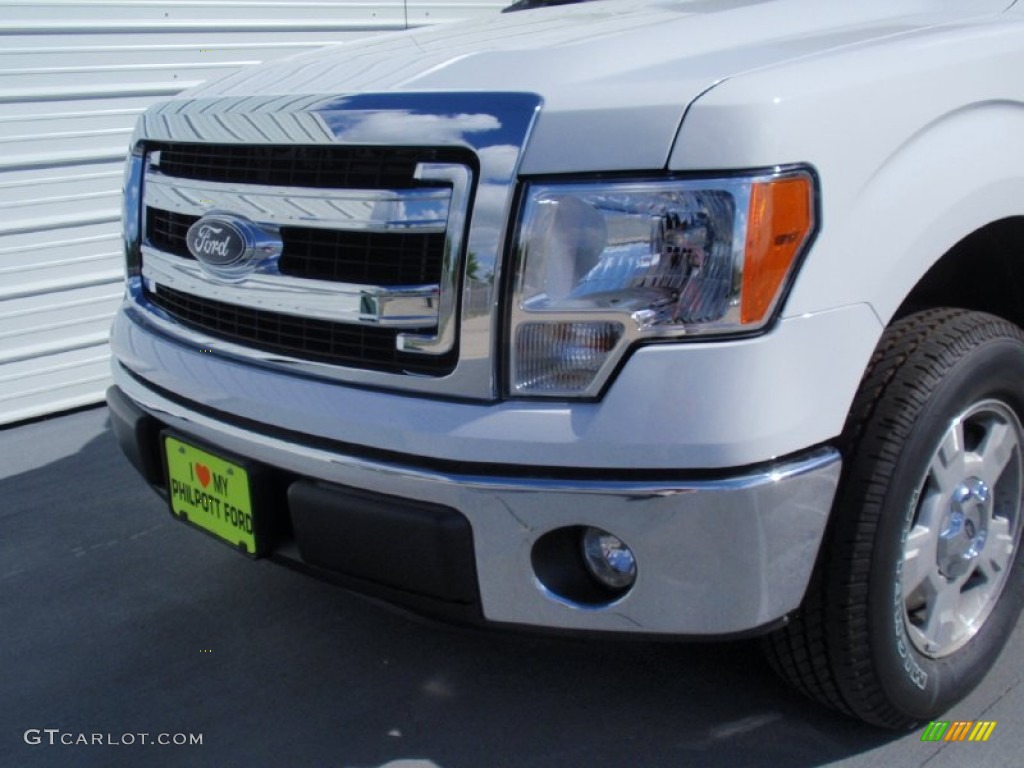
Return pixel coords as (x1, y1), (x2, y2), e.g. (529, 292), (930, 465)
(922, 580), (964, 652)
(902, 523), (939, 597)
(978, 516), (1015, 582)
(975, 421), (1019, 490)
(914, 491), (944, 533)
(931, 419), (968, 496)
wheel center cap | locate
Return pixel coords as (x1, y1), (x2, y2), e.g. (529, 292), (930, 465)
(938, 477), (989, 580)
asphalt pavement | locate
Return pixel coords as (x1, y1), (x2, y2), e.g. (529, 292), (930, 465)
(2, 406), (1023, 768)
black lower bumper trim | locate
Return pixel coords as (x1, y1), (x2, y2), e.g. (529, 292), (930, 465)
(289, 480), (478, 605)
(107, 385), (165, 487)
(107, 385), (481, 614)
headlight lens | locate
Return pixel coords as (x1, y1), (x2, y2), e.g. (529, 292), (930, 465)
(509, 170), (815, 396)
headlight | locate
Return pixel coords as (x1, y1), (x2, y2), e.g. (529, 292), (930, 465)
(508, 169), (816, 396)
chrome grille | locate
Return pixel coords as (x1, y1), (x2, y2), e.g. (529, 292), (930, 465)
(139, 141), (473, 376)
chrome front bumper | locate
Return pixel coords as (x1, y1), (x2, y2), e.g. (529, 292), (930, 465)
(111, 361), (840, 636)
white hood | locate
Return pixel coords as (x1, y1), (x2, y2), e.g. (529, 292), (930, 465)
(175, 0), (1009, 172)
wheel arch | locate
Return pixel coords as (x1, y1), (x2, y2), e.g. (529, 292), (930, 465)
(894, 216), (1024, 330)
(782, 100), (1024, 328)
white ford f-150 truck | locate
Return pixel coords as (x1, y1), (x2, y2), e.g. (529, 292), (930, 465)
(108, 0), (1024, 727)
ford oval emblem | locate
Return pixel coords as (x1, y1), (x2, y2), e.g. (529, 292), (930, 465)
(186, 216), (250, 268)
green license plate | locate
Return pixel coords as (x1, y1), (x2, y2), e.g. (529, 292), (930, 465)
(164, 435), (258, 555)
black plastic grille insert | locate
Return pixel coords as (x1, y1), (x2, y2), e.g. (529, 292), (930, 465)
(145, 208), (445, 287)
(153, 142), (471, 189)
(146, 285), (456, 376)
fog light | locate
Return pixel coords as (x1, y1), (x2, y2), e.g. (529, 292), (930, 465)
(581, 527), (637, 591)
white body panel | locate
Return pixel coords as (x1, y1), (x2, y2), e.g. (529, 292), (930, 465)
(112, 302), (880, 468)
(671, 11), (1024, 328)
(185, 0), (1014, 175)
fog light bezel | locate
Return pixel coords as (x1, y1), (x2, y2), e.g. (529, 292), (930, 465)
(531, 525), (638, 608)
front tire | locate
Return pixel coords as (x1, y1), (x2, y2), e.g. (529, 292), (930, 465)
(766, 308), (1024, 728)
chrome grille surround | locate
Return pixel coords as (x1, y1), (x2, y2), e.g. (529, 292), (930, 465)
(123, 92), (543, 399)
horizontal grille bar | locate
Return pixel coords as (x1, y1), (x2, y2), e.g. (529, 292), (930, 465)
(142, 246), (440, 327)
(143, 171), (451, 233)
(146, 285), (457, 376)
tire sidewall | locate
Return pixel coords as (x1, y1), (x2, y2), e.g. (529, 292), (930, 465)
(866, 336), (1024, 720)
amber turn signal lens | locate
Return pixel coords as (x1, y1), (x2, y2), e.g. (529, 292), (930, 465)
(741, 175), (814, 325)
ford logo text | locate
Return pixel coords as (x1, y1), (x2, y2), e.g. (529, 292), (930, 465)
(186, 217), (248, 268)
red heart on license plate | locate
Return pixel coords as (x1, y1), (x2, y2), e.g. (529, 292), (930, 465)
(195, 463), (212, 488)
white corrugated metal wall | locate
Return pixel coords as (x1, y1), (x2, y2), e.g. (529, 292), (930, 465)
(0, 0), (503, 426)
